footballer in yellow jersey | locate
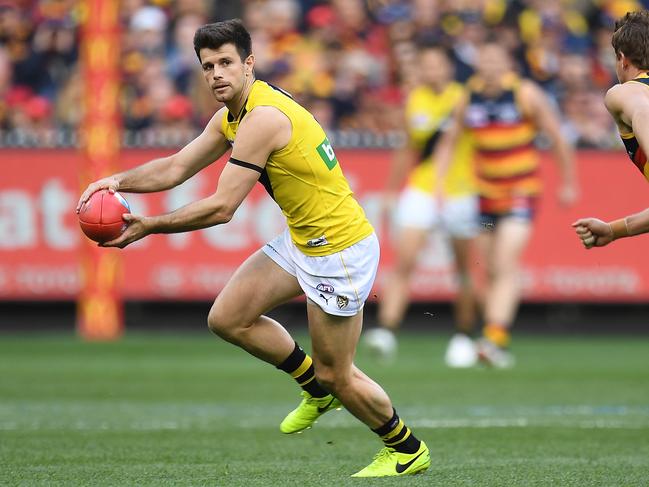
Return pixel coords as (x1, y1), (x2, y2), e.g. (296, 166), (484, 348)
(78, 20), (429, 478)
(221, 79), (373, 256)
(365, 45), (479, 369)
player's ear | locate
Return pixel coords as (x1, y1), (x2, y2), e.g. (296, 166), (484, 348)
(620, 51), (629, 70)
(245, 54), (255, 75)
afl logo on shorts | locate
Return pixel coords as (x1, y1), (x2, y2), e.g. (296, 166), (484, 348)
(336, 295), (349, 309)
(317, 283), (335, 293)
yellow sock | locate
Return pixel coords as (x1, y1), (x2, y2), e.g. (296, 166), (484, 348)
(483, 324), (511, 348)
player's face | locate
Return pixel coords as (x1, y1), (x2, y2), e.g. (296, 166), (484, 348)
(476, 44), (510, 83)
(419, 49), (451, 87)
(199, 44), (253, 102)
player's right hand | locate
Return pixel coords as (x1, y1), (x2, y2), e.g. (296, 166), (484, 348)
(571, 218), (614, 249)
(76, 177), (120, 213)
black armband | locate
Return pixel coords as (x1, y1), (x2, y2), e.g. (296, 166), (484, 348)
(228, 158), (262, 173)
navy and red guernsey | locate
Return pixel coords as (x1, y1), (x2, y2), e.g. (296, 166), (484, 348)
(620, 74), (649, 182)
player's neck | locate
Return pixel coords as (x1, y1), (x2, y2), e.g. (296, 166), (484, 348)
(226, 77), (255, 118)
(628, 69), (649, 81)
(482, 82), (503, 97)
(427, 80), (448, 94)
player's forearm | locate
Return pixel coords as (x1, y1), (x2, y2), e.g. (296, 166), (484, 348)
(611, 208), (649, 239)
(551, 138), (577, 184)
(432, 133), (455, 183)
(147, 196), (232, 234)
(115, 156), (181, 193)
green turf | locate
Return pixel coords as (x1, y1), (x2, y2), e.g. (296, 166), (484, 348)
(1, 331), (648, 486)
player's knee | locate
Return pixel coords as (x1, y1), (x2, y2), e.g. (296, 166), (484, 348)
(207, 306), (235, 338)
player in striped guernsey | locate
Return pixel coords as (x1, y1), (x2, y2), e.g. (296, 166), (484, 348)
(575, 11), (649, 247)
(434, 41), (578, 368)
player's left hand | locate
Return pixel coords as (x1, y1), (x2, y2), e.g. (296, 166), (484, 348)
(100, 213), (151, 249)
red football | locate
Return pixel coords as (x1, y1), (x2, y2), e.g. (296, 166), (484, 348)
(78, 190), (131, 243)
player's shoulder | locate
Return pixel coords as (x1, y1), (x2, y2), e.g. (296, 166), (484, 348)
(604, 82), (634, 110)
(239, 106), (292, 145)
(605, 82), (625, 98)
(246, 104), (290, 124)
(205, 106), (228, 136)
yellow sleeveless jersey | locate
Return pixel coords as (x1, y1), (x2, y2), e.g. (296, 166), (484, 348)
(221, 80), (373, 256)
(405, 82), (475, 196)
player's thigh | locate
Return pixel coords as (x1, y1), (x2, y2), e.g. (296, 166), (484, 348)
(394, 189), (437, 233)
(301, 234), (378, 374)
(210, 249), (302, 325)
(442, 194), (479, 241)
(307, 302), (362, 376)
(492, 217), (532, 272)
(393, 189), (438, 270)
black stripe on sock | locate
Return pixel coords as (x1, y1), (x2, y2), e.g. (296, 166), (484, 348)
(384, 427), (408, 445)
(372, 409), (421, 454)
(393, 433), (421, 454)
(372, 408), (399, 436)
(295, 365), (316, 385)
(276, 342), (304, 373)
(301, 376), (329, 398)
(276, 342), (329, 398)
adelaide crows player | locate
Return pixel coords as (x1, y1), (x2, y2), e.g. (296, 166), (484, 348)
(574, 11), (649, 246)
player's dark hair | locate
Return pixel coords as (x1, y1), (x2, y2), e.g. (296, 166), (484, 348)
(612, 11), (649, 70)
(193, 19), (252, 62)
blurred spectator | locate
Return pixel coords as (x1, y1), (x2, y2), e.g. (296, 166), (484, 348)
(0, 0), (645, 145)
(55, 67), (83, 128)
(561, 89), (618, 149)
(129, 5), (167, 57)
(166, 13), (206, 93)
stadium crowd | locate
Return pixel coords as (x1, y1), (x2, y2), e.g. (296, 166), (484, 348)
(0, 0), (647, 147)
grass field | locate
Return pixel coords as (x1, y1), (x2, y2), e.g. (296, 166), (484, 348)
(1, 331), (648, 486)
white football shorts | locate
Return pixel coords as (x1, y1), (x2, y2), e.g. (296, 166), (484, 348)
(394, 188), (479, 239)
(262, 229), (379, 317)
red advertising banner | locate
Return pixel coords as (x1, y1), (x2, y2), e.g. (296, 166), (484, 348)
(1, 148), (648, 302)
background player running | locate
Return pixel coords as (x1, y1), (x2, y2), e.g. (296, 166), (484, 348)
(435, 41), (578, 368)
(363, 43), (479, 367)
